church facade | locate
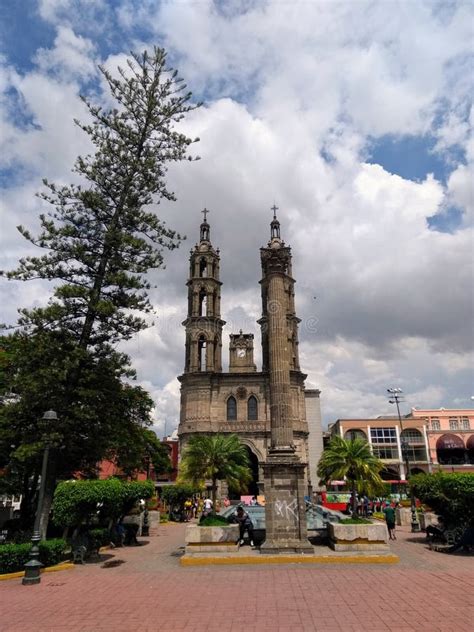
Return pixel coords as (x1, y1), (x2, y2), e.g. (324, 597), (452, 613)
(177, 210), (313, 495)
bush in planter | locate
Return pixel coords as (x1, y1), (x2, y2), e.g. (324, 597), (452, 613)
(199, 514), (229, 527)
(0, 538), (67, 574)
(340, 517), (372, 525)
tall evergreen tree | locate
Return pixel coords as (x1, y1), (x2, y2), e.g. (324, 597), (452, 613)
(1, 48), (201, 535)
(5, 47), (200, 350)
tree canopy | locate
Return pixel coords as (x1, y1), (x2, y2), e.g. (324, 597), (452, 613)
(5, 47), (200, 352)
(179, 434), (252, 507)
(0, 331), (154, 526)
(317, 436), (384, 516)
(410, 472), (474, 528)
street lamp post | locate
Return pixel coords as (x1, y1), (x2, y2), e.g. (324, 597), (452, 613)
(22, 410), (58, 586)
(141, 456), (151, 537)
(387, 389), (420, 533)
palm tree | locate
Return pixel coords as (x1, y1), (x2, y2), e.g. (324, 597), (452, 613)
(179, 434), (252, 508)
(317, 436), (384, 517)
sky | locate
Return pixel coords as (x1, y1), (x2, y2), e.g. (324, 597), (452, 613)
(0, 0), (473, 436)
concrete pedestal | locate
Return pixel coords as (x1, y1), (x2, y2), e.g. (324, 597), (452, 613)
(328, 522), (390, 552)
(419, 512), (437, 531)
(185, 524), (240, 554)
(396, 507), (412, 527)
(260, 454), (313, 554)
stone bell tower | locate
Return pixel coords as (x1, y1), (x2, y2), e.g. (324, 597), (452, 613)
(259, 206), (312, 554)
(182, 209), (225, 373)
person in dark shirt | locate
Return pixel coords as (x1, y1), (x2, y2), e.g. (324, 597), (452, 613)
(383, 502), (396, 540)
(235, 506), (255, 547)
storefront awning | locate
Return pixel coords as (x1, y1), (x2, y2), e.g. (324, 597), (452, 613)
(436, 434), (465, 450)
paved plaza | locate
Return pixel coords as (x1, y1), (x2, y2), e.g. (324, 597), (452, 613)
(2, 523), (473, 632)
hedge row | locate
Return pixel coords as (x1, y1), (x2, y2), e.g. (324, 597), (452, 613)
(0, 539), (67, 574)
(53, 478), (154, 527)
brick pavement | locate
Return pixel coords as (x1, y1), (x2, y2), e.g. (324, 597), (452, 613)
(2, 523), (473, 632)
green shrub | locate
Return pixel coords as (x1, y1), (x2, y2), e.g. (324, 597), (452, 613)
(52, 478), (154, 527)
(0, 539), (67, 574)
(160, 484), (200, 509)
(411, 472), (474, 529)
(159, 513), (169, 523)
(199, 514), (230, 527)
(86, 528), (110, 548)
(340, 518), (372, 525)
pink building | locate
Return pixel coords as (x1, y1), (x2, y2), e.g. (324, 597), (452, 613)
(328, 408), (474, 482)
(411, 408), (474, 473)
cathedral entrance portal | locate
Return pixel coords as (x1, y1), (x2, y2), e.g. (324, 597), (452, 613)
(229, 445), (259, 499)
(245, 446), (260, 497)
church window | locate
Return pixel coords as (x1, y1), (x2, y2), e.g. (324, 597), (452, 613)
(199, 258), (208, 277)
(198, 289), (207, 316)
(198, 335), (207, 371)
(247, 396), (258, 421)
(227, 396), (237, 421)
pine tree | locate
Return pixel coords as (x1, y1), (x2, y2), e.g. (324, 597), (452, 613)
(2, 48), (201, 536)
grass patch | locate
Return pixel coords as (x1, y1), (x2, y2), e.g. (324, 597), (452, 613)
(340, 518), (372, 525)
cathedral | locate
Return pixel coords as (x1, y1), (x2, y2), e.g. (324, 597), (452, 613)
(177, 209), (322, 501)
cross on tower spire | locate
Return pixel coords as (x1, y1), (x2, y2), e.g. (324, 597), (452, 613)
(202, 208), (210, 222)
(271, 204), (278, 219)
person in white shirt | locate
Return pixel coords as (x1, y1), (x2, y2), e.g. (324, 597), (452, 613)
(203, 497), (213, 515)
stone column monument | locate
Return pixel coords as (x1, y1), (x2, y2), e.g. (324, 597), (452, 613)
(259, 207), (313, 554)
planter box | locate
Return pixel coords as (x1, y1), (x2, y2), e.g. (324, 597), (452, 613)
(185, 524), (240, 553)
(328, 522), (389, 552)
(419, 512), (437, 531)
(396, 507), (412, 526)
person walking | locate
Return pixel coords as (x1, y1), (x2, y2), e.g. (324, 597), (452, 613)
(202, 497), (213, 516)
(383, 501), (396, 540)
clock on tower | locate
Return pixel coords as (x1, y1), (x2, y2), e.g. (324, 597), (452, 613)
(229, 331), (257, 373)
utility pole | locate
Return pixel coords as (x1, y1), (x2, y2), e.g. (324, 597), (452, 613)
(387, 389), (420, 533)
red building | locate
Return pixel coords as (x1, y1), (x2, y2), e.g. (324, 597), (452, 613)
(96, 436), (179, 483)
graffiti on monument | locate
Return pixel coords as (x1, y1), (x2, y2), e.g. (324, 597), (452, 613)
(274, 499), (299, 523)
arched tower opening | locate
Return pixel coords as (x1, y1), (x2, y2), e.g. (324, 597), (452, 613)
(198, 335), (207, 371)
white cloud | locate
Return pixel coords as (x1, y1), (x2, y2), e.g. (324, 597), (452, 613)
(34, 26), (97, 80)
(1, 2), (473, 431)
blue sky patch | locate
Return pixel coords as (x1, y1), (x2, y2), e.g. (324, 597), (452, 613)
(367, 133), (463, 184)
(427, 206), (464, 233)
(0, 2), (55, 72)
